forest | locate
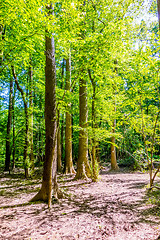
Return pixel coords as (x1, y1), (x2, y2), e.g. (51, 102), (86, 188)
(0, 0), (160, 239)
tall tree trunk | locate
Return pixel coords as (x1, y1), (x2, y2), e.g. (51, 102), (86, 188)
(111, 60), (119, 171)
(0, 25), (5, 65)
(37, 94), (44, 163)
(88, 69), (98, 181)
(12, 83), (16, 169)
(60, 59), (65, 169)
(12, 66), (29, 178)
(29, 64), (34, 172)
(30, 4), (58, 208)
(75, 1), (92, 179)
(0, 24), (2, 65)
(61, 114), (64, 168)
(57, 110), (62, 172)
(57, 59), (65, 173)
(75, 74), (91, 179)
(64, 57), (76, 174)
(111, 118), (119, 170)
(91, 76), (98, 181)
(5, 76), (13, 172)
(24, 108), (29, 178)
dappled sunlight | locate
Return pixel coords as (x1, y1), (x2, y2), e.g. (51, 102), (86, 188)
(0, 170), (159, 239)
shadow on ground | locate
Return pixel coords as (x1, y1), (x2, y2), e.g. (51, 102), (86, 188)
(0, 169), (160, 240)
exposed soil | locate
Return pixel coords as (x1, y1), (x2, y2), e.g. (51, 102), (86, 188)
(0, 168), (160, 240)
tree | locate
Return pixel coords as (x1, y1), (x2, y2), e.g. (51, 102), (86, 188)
(5, 75), (13, 171)
(88, 69), (99, 181)
(31, 3), (59, 208)
(57, 110), (62, 172)
(75, 66), (92, 179)
(28, 63), (34, 172)
(12, 83), (16, 169)
(111, 61), (119, 171)
(111, 118), (119, 170)
(64, 56), (76, 174)
(12, 66), (29, 178)
(75, 1), (92, 179)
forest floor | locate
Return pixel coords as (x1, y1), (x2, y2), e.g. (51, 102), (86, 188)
(0, 167), (160, 240)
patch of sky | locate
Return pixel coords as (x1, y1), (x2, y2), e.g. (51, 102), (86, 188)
(0, 78), (24, 111)
(125, 0), (157, 25)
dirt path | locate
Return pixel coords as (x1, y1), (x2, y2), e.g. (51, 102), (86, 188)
(0, 169), (160, 240)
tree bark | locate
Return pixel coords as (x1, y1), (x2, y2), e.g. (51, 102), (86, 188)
(91, 75), (98, 181)
(75, 1), (92, 179)
(111, 118), (119, 170)
(12, 83), (16, 169)
(12, 66), (29, 178)
(88, 69), (98, 181)
(57, 110), (62, 172)
(5, 76), (13, 172)
(111, 60), (119, 171)
(75, 75), (91, 179)
(30, 4), (58, 208)
(0, 24), (5, 65)
(60, 59), (65, 169)
(29, 64), (34, 172)
(64, 57), (76, 174)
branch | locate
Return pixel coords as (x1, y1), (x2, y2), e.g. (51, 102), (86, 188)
(120, 148), (140, 162)
(89, 0), (106, 33)
(56, 73), (79, 110)
(88, 69), (94, 84)
(152, 164), (160, 184)
(150, 110), (160, 163)
(148, 184), (160, 191)
(140, 94), (150, 166)
(0, 32), (43, 73)
(11, 66), (27, 114)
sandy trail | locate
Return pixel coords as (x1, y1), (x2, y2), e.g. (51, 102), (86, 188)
(0, 169), (160, 240)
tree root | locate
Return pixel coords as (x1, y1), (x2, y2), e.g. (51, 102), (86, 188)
(29, 189), (47, 203)
(148, 185), (160, 191)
